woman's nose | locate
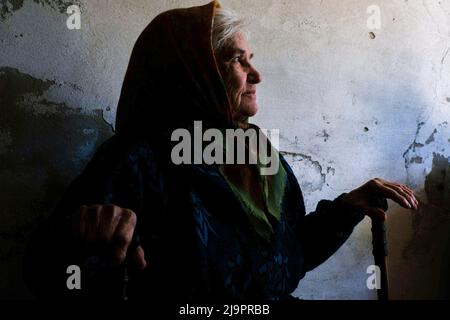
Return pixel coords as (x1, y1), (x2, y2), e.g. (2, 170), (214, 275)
(248, 64), (262, 84)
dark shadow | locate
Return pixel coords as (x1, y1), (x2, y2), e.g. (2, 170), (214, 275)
(0, 66), (113, 299)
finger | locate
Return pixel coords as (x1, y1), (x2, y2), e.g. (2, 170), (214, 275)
(380, 186), (411, 209)
(130, 246), (147, 270)
(98, 205), (122, 243)
(398, 185), (419, 209)
(365, 207), (387, 221)
(401, 184), (414, 196)
(85, 205), (101, 243)
(111, 209), (136, 264)
(388, 184), (416, 209)
(398, 185), (418, 210)
(394, 183), (416, 202)
(403, 184), (415, 195)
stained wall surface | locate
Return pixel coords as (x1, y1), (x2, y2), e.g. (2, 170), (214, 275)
(1, 0), (449, 299)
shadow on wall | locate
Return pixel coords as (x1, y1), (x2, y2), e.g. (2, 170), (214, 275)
(0, 66), (113, 299)
(399, 153), (450, 299)
(358, 78), (450, 299)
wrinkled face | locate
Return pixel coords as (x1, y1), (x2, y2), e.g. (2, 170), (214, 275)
(216, 32), (262, 125)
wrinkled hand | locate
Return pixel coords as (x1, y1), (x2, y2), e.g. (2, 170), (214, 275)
(342, 178), (419, 221)
(73, 204), (147, 270)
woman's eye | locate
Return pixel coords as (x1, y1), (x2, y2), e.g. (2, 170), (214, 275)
(231, 56), (241, 62)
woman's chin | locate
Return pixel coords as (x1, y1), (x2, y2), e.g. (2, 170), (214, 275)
(240, 103), (258, 118)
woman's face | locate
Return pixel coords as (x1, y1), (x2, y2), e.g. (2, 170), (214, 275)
(216, 32), (262, 125)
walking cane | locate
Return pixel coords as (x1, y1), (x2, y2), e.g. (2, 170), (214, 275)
(122, 234), (141, 301)
(370, 197), (389, 300)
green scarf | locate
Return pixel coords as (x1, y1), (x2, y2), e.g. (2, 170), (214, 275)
(219, 126), (287, 242)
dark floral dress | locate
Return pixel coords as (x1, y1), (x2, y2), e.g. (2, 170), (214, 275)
(24, 134), (364, 301)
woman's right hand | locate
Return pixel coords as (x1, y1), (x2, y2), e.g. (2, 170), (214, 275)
(73, 204), (147, 270)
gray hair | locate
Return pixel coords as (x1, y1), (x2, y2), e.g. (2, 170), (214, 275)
(212, 8), (247, 55)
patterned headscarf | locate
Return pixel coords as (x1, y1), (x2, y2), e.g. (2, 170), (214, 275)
(115, 1), (287, 241)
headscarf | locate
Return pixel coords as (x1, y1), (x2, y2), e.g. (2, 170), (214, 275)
(115, 1), (287, 242)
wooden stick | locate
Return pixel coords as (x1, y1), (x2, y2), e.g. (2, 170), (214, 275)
(371, 218), (389, 300)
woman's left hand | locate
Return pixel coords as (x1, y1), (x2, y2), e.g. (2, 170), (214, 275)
(342, 178), (419, 221)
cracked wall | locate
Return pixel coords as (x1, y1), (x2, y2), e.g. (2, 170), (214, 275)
(1, 0), (449, 299)
(0, 66), (113, 299)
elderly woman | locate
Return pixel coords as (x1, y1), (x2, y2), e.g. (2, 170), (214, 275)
(25, 1), (418, 301)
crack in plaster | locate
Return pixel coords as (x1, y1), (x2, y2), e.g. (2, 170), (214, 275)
(280, 150), (327, 192)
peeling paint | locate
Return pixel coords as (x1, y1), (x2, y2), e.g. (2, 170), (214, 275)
(52, 79), (84, 93)
(280, 150), (327, 192)
(410, 155), (424, 164)
(425, 129), (438, 144)
(403, 120), (450, 190)
(0, 66), (113, 175)
(0, 66), (113, 298)
(1, 0), (449, 300)
(0, 66), (54, 97)
(316, 129), (330, 142)
(403, 121), (426, 181)
(0, 0), (80, 21)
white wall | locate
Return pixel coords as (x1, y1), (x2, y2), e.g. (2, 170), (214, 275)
(1, 0), (449, 299)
